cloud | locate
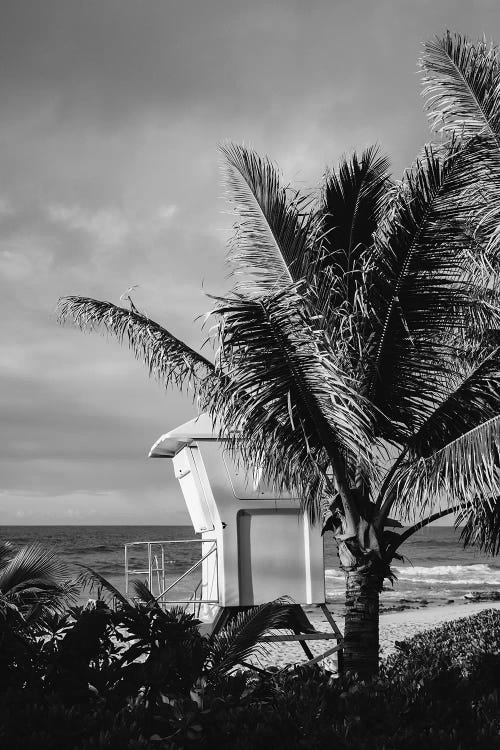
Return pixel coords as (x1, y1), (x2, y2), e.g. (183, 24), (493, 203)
(1, 0), (499, 524)
(157, 204), (178, 223)
(0, 248), (42, 282)
(0, 488), (190, 525)
(48, 204), (130, 249)
(0, 198), (14, 218)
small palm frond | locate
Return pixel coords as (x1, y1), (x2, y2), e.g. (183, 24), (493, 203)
(388, 415), (500, 522)
(421, 32), (500, 252)
(209, 283), (373, 518)
(131, 579), (158, 606)
(378, 346), (500, 519)
(361, 141), (497, 440)
(207, 599), (297, 677)
(310, 148), (391, 358)
(0, 542), (14, 570)
(77, 565), (132, 609)
(318, 146), (391, 303)
(57, 296), (219, 409)
(0, 544), (70, 596)
(405, 347), (500, 459)
(422, 31), (500, 145)
(457, 497), (500, 556)
(220, 142), (315, 295)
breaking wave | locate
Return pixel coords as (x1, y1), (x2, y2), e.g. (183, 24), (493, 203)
(325, 564), (500, 587)
(394, 564), (500, 585)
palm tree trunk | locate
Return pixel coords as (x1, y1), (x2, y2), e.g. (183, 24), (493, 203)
(342, 569), (380, 679)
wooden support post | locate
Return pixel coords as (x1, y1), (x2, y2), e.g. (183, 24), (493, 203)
(319, 603), (344, 675)
(299, 642), (342, 669)
(319, 603), (343, 638)
(203, 603), (344, 674)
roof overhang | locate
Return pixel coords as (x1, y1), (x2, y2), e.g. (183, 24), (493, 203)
(149, 413), (221, 458)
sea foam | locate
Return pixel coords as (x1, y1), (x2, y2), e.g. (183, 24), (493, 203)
(394, 564), (500, 585)
(325, 564), (500, 586)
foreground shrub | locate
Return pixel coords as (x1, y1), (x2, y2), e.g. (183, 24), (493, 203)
(383, 608), (500, 690)
(211, 609), (500, 750)
(0, 577), (301, 748)
(0, 542), (77, 691)
(0, 689), (158, 750)
(1, 608), (500, 748)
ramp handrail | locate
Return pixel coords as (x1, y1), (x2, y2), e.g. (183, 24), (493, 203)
(124, 539), (219, 612)
(157, 542), (217, 598)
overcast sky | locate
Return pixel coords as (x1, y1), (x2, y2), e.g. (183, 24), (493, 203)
(1, 0), (499, 526)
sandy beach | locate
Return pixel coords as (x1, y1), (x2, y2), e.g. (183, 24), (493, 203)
(377, 601), (500, 657)
(251, 601), (500, 671)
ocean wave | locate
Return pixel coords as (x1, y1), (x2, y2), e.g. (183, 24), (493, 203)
(395, 564), (492, 576)
(325, 564), (500, 586)
(325, 569), (345, 579)
(394, 564), (500, 584)
(401, 580), (500, 587)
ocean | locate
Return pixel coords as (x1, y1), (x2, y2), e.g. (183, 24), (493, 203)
(2, 525), (499, 618)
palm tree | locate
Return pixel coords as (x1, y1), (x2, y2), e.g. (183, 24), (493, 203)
(0, 542), (76, 621)
(0, 542), (76, 686)
(58, 32), (500, 678)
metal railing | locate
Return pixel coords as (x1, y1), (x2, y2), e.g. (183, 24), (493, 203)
(124, 539), (219, 615)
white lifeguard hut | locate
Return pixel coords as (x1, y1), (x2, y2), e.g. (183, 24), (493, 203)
(124, 414), (343, 668)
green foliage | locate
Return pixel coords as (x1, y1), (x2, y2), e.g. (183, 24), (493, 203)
(458, 496), (500, 556)
(0, 541), (76, 617)
(0, 542), (77, 691)
(211, 283), (374, 522)
(0, 690), (160, 750)
(383, 608), (500, 687)
(210, 609), (500, 750)
(0, 562), (303, 747)
(56, 295), (218, 410)
(1, 599), (500, 749)
(220, 141), (315, 295)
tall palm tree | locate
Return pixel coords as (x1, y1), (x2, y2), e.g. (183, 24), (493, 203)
(58, 32), (500, 678)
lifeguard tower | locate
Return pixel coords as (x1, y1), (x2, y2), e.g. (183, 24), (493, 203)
(124, 414), (343, 669)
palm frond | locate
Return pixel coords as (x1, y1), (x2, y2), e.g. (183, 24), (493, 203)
(220, 142), (315, 296)
(422, 31), (500, 144)
(387, 415), (500, 522)
(76, 565), (132, 609)
(457, 497), (500, 556)
(361, 141), (498, 441)
(421, 32), (500, 253)
(0, 542), (14, 570)
(406, 346), (500, 459)
(207, 599), (297, 677)
(131, 579), (158, 606)
(0, 544), (70, 595)
(378, 345), (500, 520)
(308, 148), (391, 363)
(209, 283), (374, 520)
(318, 146), (391, 304)
(57, 296), (220, 409)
